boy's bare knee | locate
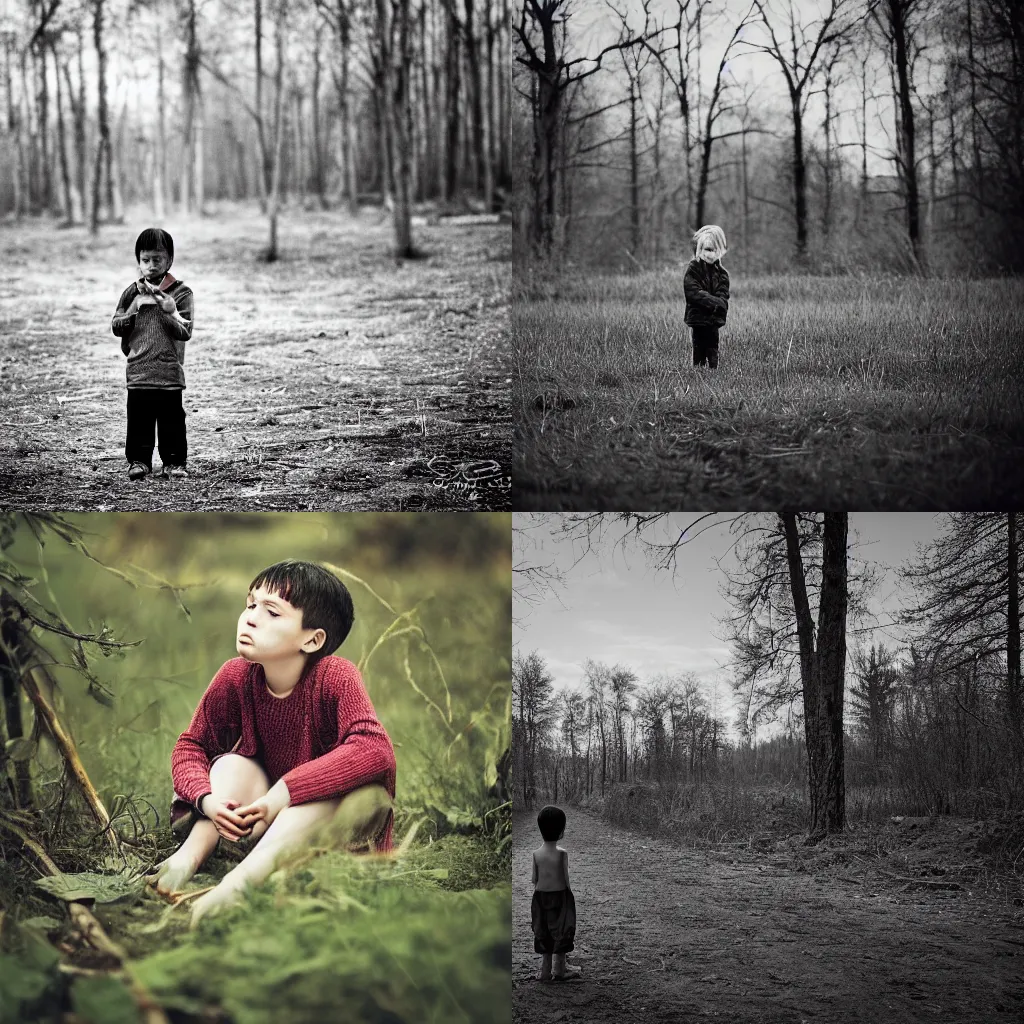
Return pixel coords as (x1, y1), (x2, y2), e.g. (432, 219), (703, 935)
(209, 753), (269, 800)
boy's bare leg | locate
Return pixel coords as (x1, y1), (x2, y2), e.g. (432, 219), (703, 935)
(148, 755), (270, 896)
(552, 953), (581, 980)
(539, 954), (552, 981)
(189, 783), (392, 926)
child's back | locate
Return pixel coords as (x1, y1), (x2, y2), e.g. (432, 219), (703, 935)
(532, 842), (569, 891)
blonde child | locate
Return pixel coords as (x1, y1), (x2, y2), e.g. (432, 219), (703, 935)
(683, 224), (730, 368)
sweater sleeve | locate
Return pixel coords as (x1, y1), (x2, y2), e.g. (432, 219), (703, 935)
(162, 285), (193, 341)
(170, 661), (245, 810)
(111, 284), (138, 341)
(683, 263), (721, 312)
(282, 663), (396, 806)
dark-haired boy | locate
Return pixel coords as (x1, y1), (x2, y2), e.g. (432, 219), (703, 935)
(111, 228), (194, 481)
(145, 560), (397, 926)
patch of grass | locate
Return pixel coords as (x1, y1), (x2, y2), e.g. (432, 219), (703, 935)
(513, 271), (1024, 507)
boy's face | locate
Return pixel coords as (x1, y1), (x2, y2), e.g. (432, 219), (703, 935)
(237, 585), (325, 664)
(138, 248), (171, 284)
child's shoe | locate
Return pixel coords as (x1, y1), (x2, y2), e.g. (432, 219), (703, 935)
(128, 462), (149, 481)
(163, 463), (188, 479)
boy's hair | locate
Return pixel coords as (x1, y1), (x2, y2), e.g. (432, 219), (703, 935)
(248, 560), (354, 660)
(692, 224), (727, 260)
(135, 227), (175, 263)
(537, 805), (566, 842)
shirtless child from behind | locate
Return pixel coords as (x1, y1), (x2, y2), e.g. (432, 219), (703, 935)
(531, 804), (582, 982)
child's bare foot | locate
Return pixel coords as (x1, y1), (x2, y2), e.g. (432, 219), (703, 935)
(552, 954), (582, 981)
(145, 853), (198, 897)
(189, 874), (250, 928)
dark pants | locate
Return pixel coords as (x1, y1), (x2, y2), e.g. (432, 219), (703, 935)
(126, 388), (187, 469)
(692, 325), (720, 368)
(531, 888), (576, 954)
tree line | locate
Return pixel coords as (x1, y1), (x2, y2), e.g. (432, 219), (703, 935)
(1, 0), (511, 256)
(513, 513), (1024, 839)
(513, 0), (1024, 272)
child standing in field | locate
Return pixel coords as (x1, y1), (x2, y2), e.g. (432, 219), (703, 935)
(683, 224), (730, 369)
(145, 559), (396, 927)
(532, 805), (582, 982)
(111, 228), (194, 481)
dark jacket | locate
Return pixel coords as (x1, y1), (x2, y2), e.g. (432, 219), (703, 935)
(683, 258), (729, 328)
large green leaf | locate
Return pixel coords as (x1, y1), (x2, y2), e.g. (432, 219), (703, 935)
(34, 870), (144, 904)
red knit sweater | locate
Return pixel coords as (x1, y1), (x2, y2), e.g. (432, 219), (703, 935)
(170, 656), (396, 851)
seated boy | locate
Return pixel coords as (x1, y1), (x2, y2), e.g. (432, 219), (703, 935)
(145, 560), (396, 926)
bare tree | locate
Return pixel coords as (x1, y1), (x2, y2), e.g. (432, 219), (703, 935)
(743, 0), (859, 261)
(901, 513), (1024, 741)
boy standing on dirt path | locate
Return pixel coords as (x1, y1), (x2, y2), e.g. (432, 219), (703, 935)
(532, 805), (582, 982)
(145, 560), (397, 928)
(683, 224), (730, 369)
(111, 228), (194, 482)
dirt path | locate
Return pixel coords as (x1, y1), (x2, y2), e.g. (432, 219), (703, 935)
(0, 206), (510, 510)
(513, 809), (1024, 1024)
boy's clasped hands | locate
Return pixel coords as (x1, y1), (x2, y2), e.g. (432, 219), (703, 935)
(131, 277), (177, 315)
(198, 782), (291, 842)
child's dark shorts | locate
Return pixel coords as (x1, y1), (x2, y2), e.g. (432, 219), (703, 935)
(531, 888), (576, 954)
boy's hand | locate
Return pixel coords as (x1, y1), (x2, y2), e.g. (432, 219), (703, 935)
(236, 780), (291, 830)
(154, 290), (177, 313)
(199, 796), (253, 842)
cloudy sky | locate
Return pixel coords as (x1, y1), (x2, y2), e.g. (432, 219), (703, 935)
(549, 0), (943, 178)
(513, 513), (944, 730)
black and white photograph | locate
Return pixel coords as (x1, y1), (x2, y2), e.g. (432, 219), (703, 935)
(513, 512), (1024, 1022)
(512, 0), (1024, 510)
(0, 0), (512, 511)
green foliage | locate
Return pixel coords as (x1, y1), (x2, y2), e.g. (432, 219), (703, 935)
(70, 976), (141, 1024)
(0, 921), (62, 1024)
(133, 854), (511, 1024)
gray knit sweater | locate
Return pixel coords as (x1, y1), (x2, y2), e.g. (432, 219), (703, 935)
(112, 278), (194, 389)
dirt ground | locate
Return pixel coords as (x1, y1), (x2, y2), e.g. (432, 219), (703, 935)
(513, 808), (1024, 1023)
(0, 205), (510, 510)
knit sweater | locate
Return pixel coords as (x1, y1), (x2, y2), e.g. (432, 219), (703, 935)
(170, 655), (396, 851)
(111, 274), (194, 389)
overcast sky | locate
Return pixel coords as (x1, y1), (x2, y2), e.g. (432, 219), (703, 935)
(513, 513), (944, 730)
(546, 0), (945, 179)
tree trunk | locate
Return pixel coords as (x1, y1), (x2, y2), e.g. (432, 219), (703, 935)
(52, 41), (73, 222)
(255, 0), (269, 212)
(34, 41), (52, 213)
(4, 35), (24, 218)
(889, 0), (921, 268)
(443, 0), (461, 201)
(782, 512), (848, 838)
(629, 77), (639, 255)
(265, 0), (287, 261)
(463, 0), (484, 195)
(1008, 513), (1021, 737)
(790, 89), (808, 262)
(155, 24), (166, 220)
(90, 0), (112, 233)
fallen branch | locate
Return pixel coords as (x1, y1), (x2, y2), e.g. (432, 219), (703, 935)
(20, 665), (119, 853)
(0, 816), (169, 1024)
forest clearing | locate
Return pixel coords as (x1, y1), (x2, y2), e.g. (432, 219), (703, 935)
(513, 274), (1024, 509)
(0, 512), (512, 1023)
(0, 209), (511, 510)
(512, 806), (1024, 1024)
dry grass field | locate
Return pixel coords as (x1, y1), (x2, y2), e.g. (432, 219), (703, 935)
(513, 271), (1024, 509)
